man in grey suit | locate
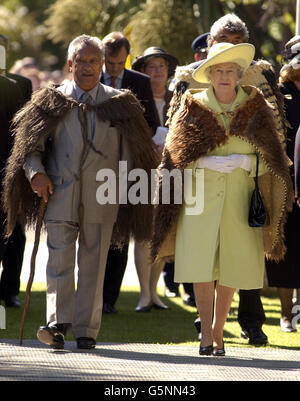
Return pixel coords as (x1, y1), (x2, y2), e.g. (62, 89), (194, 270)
(7, 34), (156, 350)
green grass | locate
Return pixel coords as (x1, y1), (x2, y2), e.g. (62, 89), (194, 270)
(1, 283), (299, 350)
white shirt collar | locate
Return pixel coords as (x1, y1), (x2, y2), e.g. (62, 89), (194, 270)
(102, 66), (124, 88)
(72, 80), (99, 102)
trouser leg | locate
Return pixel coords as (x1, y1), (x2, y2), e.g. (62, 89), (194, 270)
(72, 221), (113, 339)
(163, 262), (179, 293)
(103, 243), (129, 306)
(238, 289), (266, 329)
(45, 221), (78, 325)
(183, 283), (195, 298)
(0, 223), (26, 298)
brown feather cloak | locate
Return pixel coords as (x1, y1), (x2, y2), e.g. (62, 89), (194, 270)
(151, 86), (293, 263)
(2, 84), (159, 245)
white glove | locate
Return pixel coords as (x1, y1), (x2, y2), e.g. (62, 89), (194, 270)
(197, 156), (230, 172)
(220, 154), (252, 173)
(197, 154), (252, 173)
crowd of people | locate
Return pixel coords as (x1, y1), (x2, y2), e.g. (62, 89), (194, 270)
(0, 13), (299, 356)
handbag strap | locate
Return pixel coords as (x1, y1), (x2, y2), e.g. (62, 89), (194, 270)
(254, 154), (259, 187)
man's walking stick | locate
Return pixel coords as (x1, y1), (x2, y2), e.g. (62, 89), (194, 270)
(19, 200), (46, 345)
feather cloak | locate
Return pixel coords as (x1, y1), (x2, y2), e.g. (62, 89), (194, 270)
(151, 86), (293, 263)
(2, 84), (159, 245)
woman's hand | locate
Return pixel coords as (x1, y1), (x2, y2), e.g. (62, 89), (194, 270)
(197, 154), (251, 173)
(222, 154), (252, 172)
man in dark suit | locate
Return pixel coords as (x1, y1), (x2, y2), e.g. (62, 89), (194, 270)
(100, 32), (158, 133)
(0, 34), (32, 307)
(0, 34), (32, 102)
(100, 32), (159, 313)
(0, 72), (24, 307)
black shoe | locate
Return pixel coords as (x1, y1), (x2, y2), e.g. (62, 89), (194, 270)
(3, 295), (21, 308)
(37, 323), (70, 349)
(103, 303), (117, 314)
(213, 342), (226, 357)
(241, 327), (268, 346)
(199, 344), (213, 356)
(76, 337), (96, 349)
(135, 304), (152, 312)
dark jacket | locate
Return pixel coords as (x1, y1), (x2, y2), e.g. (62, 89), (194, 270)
(0, 76), (23, 171)
(294, 125), (300, 197)
(101, 68), (159, 133)
(280, 80), (300, 168)
(6, 72), (32, 103)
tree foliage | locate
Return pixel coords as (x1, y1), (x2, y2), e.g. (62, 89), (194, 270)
(127, 0), (297, 69)
(0, 5), (47, 69)
(0, 0), (298, 71)
(128, 0), (199, 64)
(45, 0), (143, 45)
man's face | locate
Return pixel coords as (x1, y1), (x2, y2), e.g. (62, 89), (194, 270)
(68, 45), (104, 91)
(104, 46), (128, 77)
(212, 30), (244, 45)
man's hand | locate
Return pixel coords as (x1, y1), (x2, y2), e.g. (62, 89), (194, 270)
(31, 173), (53, 203)
(297, 198), (300, 208)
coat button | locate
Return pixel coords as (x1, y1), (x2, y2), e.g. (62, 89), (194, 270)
(218, 191), (224, 197)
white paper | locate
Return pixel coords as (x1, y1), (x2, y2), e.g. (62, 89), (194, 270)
(152, 126), (168, 146)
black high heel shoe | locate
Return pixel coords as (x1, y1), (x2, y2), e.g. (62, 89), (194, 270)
(213, 342), (225, 356)
(135, 304), (152, 312)
(199, 344), (213, 356)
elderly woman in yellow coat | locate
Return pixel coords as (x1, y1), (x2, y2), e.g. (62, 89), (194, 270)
(151, 43), (293, 356)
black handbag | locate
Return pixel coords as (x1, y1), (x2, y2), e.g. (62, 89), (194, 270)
(248, 154), (266, 227)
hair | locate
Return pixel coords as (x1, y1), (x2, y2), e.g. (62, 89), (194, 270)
(208, 14), (249, 46)
(67, 34), (104, 62)
(102, 32), (130, 56)
(205, 63), (244, 81)
(143, 55), (169, 68)
(280, 64), (300, 83)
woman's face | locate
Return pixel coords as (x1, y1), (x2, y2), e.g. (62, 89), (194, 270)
(143, 57), (168, 85)
(209, 62), (240, 96)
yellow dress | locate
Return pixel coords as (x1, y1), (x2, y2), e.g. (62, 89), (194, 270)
(174, 86), (268, 289)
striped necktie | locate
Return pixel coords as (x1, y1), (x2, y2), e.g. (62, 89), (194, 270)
(110, 76), (117, 88)
(79, 92), (95, 139)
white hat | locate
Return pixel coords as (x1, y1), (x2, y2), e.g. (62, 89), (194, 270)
(0, 45), (6, 69)
(192, 42), (255, 83)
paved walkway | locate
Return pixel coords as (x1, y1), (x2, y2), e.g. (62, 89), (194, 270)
(0, 339), (300, 381)
(1, 232), (300, 382)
